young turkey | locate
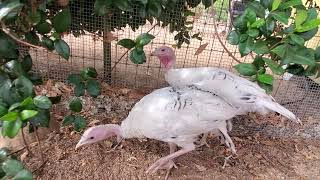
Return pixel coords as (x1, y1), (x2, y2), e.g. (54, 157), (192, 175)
(151, 45), (301, 145)
(76, 86), (240, 174)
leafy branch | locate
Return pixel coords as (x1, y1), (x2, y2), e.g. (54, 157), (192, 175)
(227, 0), (320, 92)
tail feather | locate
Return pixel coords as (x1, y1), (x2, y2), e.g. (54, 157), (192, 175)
(257, 99), (302, 124)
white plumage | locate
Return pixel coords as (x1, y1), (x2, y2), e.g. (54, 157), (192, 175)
(76, 86), (239, 173)
(152, 46), (301, 124)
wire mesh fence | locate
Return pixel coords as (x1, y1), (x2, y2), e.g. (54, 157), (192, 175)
(28, 0), (320, 121)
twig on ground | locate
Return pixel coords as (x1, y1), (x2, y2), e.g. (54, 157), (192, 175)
(35, 128), (45, 163)
(8, 146), (26, 156)
(21, 127), (33, 155)
(32, 159), (48, 174)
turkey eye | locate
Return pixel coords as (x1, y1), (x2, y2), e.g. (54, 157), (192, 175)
(161, 49), (165, 52)
(90, 137), (94, 139)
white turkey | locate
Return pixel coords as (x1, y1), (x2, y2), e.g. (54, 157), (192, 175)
(76, 86), (240, 174)
(151, 46), (301, 144)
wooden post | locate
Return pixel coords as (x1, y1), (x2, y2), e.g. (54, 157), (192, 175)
(103, 16), (112, 84)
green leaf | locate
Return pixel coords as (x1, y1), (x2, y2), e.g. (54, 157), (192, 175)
(69, 98), (82, 112)
(253, 41), (269, 54)
(304, 64), (318, 76)
(129, 48), (146, 64)
(62, 114), (74, 126)
(27, 10), (41, 25)
(239, 34), (248, 42)
(0, 80), (21, 105)
(67, 74), (82, 86)
(0, 112), (18, 121)
(253, 56), (265, 69)
(35, 22), (52, 34)
(0, 32), (18, 59)
(33, 96), (52, 109)
(298, 28), (318, 41)
(289, 34), (305, 46)
(81, 67), (98, 79)
(266, 18), (275, 36)
(0, 105), (8, 117)
(20, 110), (38, 121)
(21, 55), (33, 72)
(261, 0), (272, 9)
(244, 9), (257, 23)
(283, 47), (315, 66)
(315, 47), (320, 61)
(271, 44), (288, 58)
(250, 19), (265, 28)
(52, 9), (71, 33)
(306, 8), (318, 22)
(247, 29), (259, 37)
(75, 82), (85, 97)
(12, 169), (33, 180)
(27, 72), (43, 85)
(86, 79), (101, 97)
(8, 103), (20, 112)
(262, 57), (285, 75)
(279, 0), (302, 9)
(13, 76), (34, 98)
(257, 74), (274, 85)
(54, 39), (70, 60)
(247, 1), (265, 18)
(114, 0), (133, 11)
(74, 116), (86, 132)
(295, 9), (307, 27)
(234, 63), (257, 76)
(94, 0), (112, 15)
(0, 1), (23, 21)
(29, 109), (50, 127)
(2, 159), (23, 176)
(41, 36), (54, 50)
(271, 0), (281, 11)
(227, 31), (239, 45)
(239, 37), (254, 57)
(234, 15), (247, 31)
(136, 33), (155, 46)
(3, 60), (25, 78)
(2, 119), (22, 138)
(258, 82), (273, 93)
(147, 0), (162, 17)
(25, 31), (40, 45)
(286, 64), (304, 75)
(271, 12), (289, 24)
(0, 148), (10, 161)
(202, 0), (212, 8)
(117, 39), (136, 49)
(20, 97), (34, 109)
(296, 19), (320, 33)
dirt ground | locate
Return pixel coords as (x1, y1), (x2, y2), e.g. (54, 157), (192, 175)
(13, 83), (320, 180)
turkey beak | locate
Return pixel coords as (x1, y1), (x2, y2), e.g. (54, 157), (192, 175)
(75, 140), (84, 150)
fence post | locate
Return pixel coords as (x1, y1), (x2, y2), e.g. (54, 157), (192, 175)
(103, 16), (112, 84)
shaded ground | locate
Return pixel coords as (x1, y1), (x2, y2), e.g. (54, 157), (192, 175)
(15, 84), (320, 180)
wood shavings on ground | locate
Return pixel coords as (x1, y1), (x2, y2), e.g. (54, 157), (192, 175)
(13, 85), (320, 179)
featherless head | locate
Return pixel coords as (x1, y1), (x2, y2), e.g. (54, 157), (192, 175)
(151, 46), (176, 70)
(75, 124), (122, 149)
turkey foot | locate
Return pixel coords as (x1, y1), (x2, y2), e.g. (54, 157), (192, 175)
(146, 144), (195, 174)
(195, 133), (210, 148)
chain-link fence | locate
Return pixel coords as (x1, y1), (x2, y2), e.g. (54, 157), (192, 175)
(28, 0), (320, 121)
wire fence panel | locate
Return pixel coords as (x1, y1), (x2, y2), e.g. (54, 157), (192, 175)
(29, 0), (320, 121)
